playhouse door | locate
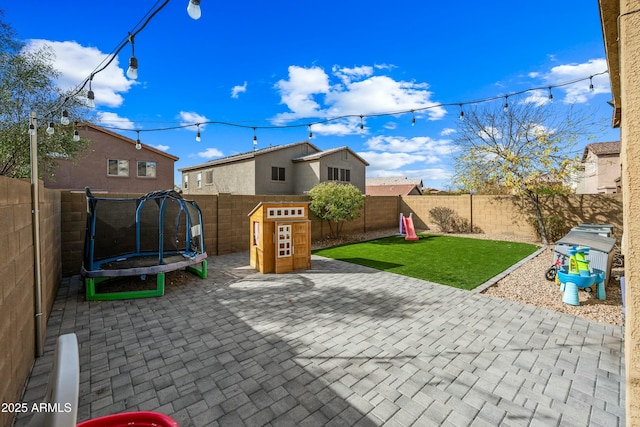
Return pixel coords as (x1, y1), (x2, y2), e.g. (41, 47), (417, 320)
(275, 224), (293, 273)
(292, 222), (310, 270)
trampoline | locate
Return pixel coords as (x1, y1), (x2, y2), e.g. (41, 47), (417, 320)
(81, 188), (207, 301)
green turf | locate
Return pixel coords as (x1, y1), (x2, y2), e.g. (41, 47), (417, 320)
(313, 234), (540, 290)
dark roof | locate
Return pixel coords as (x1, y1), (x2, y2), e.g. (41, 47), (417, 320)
(179, 141), (320, 172)
(292, 146), (370, 166)
(581, 141), (621, 162)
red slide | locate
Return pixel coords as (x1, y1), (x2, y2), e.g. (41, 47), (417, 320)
(402, 215), (419, 241)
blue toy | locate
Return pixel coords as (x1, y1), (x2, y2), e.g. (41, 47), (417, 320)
(556, 246), (606, 306)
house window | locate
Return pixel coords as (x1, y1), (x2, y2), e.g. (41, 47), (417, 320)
(184, 175), (189, 189)
(328, 167), (350, 181)
(271, 166), (285, 181)
(342, 150), (348, 160)
(196, 172), (202, 188)
(107, 159), (129, 177)
(205, 170), (213, 185)
(137, 161), (156, 178)
(328, 167), (339, 181)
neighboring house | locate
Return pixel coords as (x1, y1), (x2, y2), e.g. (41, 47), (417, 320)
(43, 123), (178, 193)
(179, 141), (369, 195)
(366, 177), (424, 196)
(575, 141), (621, 194)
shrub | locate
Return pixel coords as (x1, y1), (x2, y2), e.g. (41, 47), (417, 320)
(527, 215), (569, 243)
(308, 182), (365, 238)
(428, 206), (482, 233)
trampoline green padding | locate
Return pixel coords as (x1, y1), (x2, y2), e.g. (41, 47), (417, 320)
(81, 188), (207, 301)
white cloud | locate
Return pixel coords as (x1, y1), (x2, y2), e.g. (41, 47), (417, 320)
(196, 148), (224, 158)
(178, 111), (209, 130)
(332, 65), (374, 84)
(97, 112), (135, 130)
(231, 81), (247, 98)
(440, 128), (456, 136)
(365, 135), (455, 156)
(309, 119), (360, 136)
(539, 58), (609, 104)
(358, 151), (440, 171)
(24, 39), (134, 108)
(272, 64), (446, 133)
(521, 89), (551, 107)
(152, 144), (170, 151)
(273, 66), (330, 120)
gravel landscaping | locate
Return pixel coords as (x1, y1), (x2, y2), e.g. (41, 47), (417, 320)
(312, 228), (624, 326)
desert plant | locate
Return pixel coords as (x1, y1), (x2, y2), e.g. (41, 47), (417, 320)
(430, 206), (483, 234)
(527, 215), (569, 243)
(308, 182), (365, 238)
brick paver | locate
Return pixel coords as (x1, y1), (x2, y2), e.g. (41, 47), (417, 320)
(15, 252), (625, 426)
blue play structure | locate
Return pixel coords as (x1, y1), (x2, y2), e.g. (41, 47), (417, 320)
(81, 188), (207, 301)
(556, 246), (606, 306)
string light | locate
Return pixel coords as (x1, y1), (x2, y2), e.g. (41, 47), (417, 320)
(73, 129), (80, 142)
(135, 130), (142, 150)
(46, 120), (55, 135)
(503, 96), (509, 112)
(308, 125), (313, 139)
(126, 33), (138, 80)
(195, 124), (201, 142)
(548, 87), (553, 101)
(29, 123), (36, 136)
(253, 127), (258, 150)
(87, 77), (95, 108)
(459, 104), (464, 120)
(61, 110), (70, 125)
(360, 115), (364, 130)
(187, 0), (201, 20)
(589, 76), (594, 92)
(411, 110), (416, 126)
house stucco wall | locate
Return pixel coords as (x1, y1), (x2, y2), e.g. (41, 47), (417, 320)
(317, 150), (367, 193)
(618, 1), (640, 423)
(43, 126), (176, 193)
(182, 159), (256, 195)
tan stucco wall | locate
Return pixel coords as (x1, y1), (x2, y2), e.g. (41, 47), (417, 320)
(0, 177), (61, 427)
(619, 1), (640, 424)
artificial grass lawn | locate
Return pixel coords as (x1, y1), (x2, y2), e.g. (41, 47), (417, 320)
(313, 234), (539, 290)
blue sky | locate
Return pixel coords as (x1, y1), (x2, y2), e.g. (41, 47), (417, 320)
(6, 1), (619, 189)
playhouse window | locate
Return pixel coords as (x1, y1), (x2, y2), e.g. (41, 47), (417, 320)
(184, 175), (189, 189)
(108, 159), (129, 177)
(196, 173), (202, 188)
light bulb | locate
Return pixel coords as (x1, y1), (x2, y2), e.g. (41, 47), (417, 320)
(136, 141), (142, 150)
(87, 90), (95, 108)
(73, 130), (80, 142)
(127, 57), (138, 80)
(196, 131), (201, 142)
(46, 122), (55, 135)
(187, 0), (201, 19)
(61, 110), (70, 125)
(29, 124), (36, 136)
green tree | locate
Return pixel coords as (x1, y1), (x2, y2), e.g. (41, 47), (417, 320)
(452, 101), (591, 244)
(308, 182), (365, 238)
(0, 10), (92, 179)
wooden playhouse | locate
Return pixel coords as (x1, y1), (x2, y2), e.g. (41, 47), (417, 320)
(248, 202), (311, 274)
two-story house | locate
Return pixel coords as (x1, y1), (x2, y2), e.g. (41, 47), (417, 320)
(575, 141), (621, 194)
(43, 123), (178, 193)
(179, 141), (369, 195)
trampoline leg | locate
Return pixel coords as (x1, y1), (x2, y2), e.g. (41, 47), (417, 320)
(85, 278), (96, 300)
(157, 272), (165, 294)
(187, 260), (207, 279)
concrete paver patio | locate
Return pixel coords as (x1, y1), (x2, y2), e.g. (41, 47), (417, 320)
(15, 253), (624, 426)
